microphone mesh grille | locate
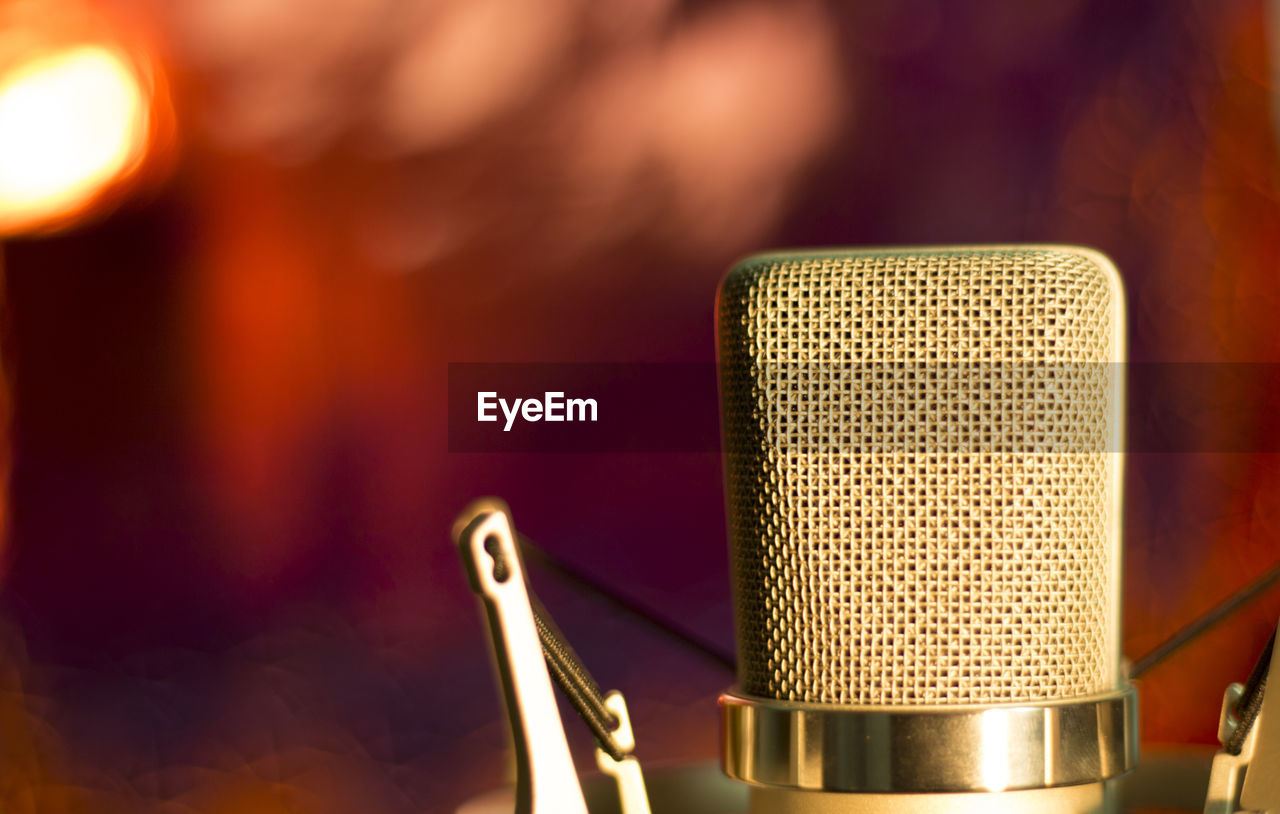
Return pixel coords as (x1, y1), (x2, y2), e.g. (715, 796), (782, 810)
(718, 248), (1123, 706)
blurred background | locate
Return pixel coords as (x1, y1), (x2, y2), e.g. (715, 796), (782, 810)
(0, 0), (1278, 811)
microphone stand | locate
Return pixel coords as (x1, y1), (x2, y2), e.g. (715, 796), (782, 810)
(452, 498), (652, 814)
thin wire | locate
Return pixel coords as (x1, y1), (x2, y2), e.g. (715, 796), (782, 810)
(529, 593), (626, 761)
(1131, 558), (1280, 678)
(516, 532), (736, 671)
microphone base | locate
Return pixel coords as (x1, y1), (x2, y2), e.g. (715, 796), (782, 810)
(721, 689), (1138, 794)
(749, 782), (1116, 814)
(456, 747), (1214, 813)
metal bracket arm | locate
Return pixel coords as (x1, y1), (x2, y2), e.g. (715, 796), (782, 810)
(595, 691), (652, 814)
(454, 499), (588, 814)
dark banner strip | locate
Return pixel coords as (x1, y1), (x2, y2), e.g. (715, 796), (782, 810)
(447, 363), (1280, 453)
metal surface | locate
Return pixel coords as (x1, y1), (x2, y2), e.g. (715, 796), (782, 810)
(717, 246), (1126, 707)
(721, 689), (1138, 793)
(1205, 684), (1255, 814)
(457, 749), (1215, 814)
(747, 783), (1116, 814)
(453, 499), (589, 814)
(595, 692), (653, 814)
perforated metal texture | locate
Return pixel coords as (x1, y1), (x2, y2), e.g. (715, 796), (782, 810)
(718, 247), (1124, 706)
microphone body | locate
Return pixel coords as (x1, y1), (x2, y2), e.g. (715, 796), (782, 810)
(715, 247), (1136, 813)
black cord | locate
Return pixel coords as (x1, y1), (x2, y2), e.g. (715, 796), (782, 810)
(1130, 558), (1280, 678)
(517, 532), (735, 671)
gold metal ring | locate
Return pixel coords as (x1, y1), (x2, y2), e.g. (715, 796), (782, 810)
(720, 687), (1138, 793)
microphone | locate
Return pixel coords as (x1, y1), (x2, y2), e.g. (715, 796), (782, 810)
(715, 246), (1138, 813)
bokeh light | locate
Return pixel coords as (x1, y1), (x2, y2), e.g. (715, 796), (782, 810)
(0, 45), (150, 236)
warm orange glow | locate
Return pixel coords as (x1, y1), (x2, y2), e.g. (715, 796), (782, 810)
(0, 46), (150, 235)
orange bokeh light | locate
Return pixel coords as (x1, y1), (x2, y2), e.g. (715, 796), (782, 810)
(0, 45), (151, 236)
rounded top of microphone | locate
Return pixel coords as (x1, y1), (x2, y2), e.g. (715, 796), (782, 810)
(718, 244), (1125, 365)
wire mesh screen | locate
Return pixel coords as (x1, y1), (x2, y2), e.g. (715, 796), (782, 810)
(718, 247), (1124, 705)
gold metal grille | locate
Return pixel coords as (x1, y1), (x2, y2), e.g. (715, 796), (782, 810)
(718, 247), (1125, 705)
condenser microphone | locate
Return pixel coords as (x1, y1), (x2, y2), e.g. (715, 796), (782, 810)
(715, 246), (1137, 814)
